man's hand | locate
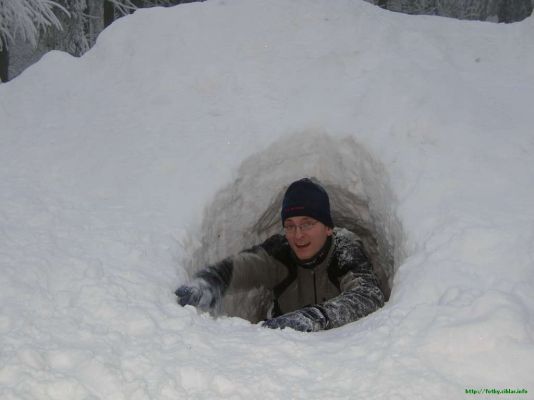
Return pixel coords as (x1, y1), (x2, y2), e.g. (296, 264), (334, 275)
(175, 279), (217, 310)
(262, 307), (327, 332)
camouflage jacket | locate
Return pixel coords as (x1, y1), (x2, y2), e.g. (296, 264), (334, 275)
(196, 228), (386, 329)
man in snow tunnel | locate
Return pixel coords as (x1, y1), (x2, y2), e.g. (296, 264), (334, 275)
(175, 178), (386, 332)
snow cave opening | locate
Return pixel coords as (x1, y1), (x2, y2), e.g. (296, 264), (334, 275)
(186, 132), (405, 323)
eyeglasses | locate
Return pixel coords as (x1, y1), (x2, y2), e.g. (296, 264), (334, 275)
(283, 220), (319, 234)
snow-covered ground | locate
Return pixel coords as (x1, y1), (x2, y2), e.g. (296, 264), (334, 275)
(1, 0), (533, 398)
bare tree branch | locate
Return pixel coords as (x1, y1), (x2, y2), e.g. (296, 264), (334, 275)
(0, 0), (69, 50)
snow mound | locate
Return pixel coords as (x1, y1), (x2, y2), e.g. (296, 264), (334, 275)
(1, 0), (533, 398)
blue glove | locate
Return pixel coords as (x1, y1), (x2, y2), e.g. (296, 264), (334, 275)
(175, 279), (217, 310)
(262, 307), (328, 332)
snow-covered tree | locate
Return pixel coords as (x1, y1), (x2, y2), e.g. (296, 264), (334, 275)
(40, 0), (177, 57)
(0, 0), (66, 50)
(2, 0), (200, 81)
(40, 0), (88, 56)
(39, 0), (137, 56)
(0, 0), (68, 81)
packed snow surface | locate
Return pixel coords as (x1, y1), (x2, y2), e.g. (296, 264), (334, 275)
(1, 0), (534, 398)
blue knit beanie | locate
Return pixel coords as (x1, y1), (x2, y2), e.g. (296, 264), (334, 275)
(281, 178), (334, 228)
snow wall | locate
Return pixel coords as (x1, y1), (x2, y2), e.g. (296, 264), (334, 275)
(1, 0), (534, 398)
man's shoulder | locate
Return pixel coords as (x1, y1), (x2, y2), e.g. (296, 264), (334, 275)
(238, 234), (292, 266)
(332, 227), (363, 248)
(331, 227), (369, 268)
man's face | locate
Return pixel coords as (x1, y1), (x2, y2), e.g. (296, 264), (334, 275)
(284, 216), (333, 261)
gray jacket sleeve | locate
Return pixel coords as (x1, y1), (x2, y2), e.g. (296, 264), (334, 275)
(317, 233), (385, 329)
(194, 235), (287, 299)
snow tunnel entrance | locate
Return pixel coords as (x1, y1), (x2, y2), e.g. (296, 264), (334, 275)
(186, 132), (405, 323)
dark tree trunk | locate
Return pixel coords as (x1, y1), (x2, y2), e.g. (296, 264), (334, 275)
(0, 39), (8, 83)
(498, 0), (512, 21)
(104, 1), (115, 28)
(377, 0), (388, 8)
